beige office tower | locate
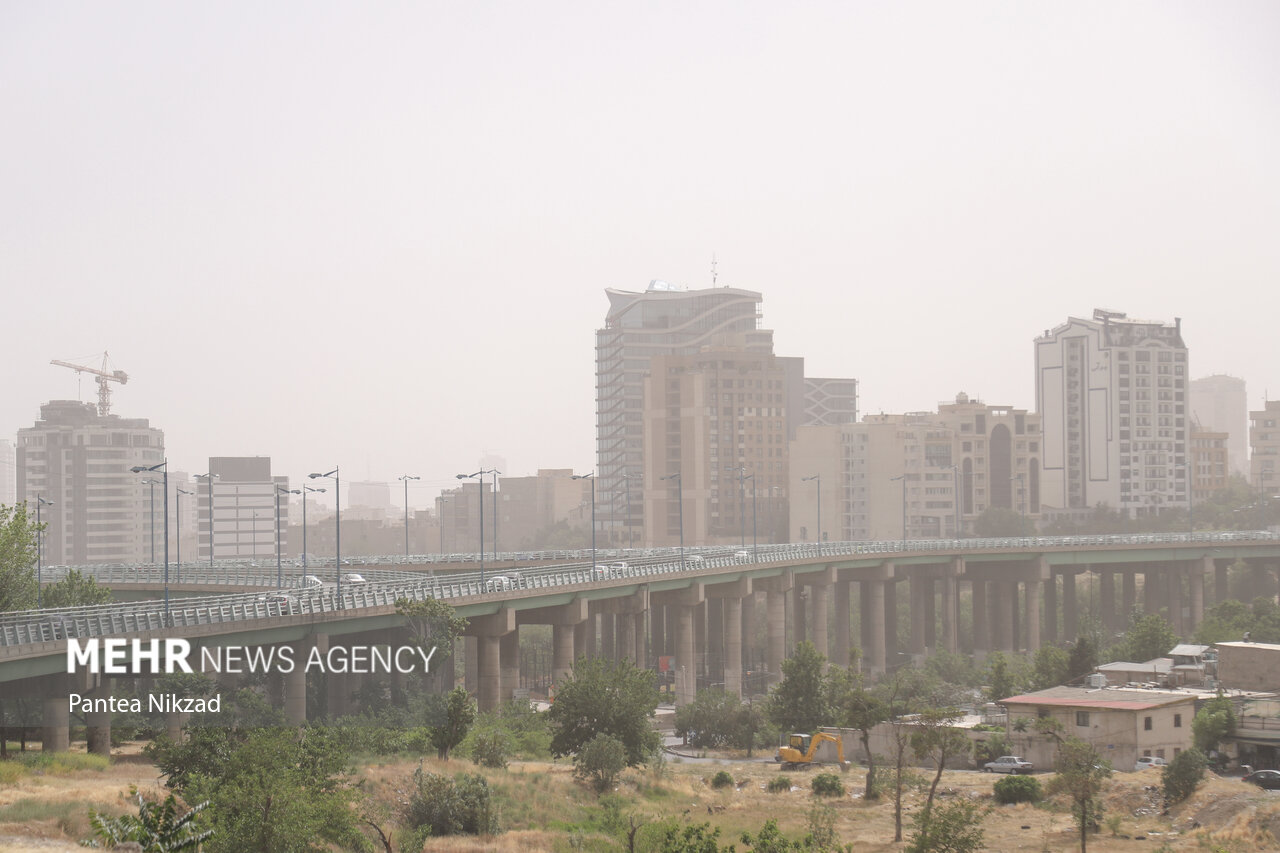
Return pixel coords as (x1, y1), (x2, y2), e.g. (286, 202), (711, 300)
(597, 282), (772, 547)
(1190, 374), (1248, 477)
(1250, 400), (1280, 496)
(1188, 425), (1229, 502)
(790, 393), (1041, 541)
(1035, 309), (1189, 518)
(642, 340), (791, 547)
(198, 457), (289, 561)
(16, 400), (165, 565)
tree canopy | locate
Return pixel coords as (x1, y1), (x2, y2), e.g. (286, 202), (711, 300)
(767, 641), (831, 734)
(0, 502), (39, 612)
(548, 656), (660, 766)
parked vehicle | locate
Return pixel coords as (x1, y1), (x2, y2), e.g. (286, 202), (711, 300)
(775, 732), (850, 771)
(984, 755), (1034, 774)
(1135, 756), (1168, 771)
(1243, 769), (1280, 790)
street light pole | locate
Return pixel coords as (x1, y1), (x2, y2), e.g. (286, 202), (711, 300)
(890, 475), (907, 548)
(196, 472), (218, 567)
(175, 488), (192, 582)
(131, 461), (170, 617)
(399, 474), (420, 558)
(302, 485), (325, 570)
(801, 475), (821, 545)
(660, 472), (683, 570)
(276, 486), (300, 589)
(491, 469), (501, 563)
(308, 467), (341, 605)
(456, 470), (487, 584)
(35, 496), (53, 608)
(573, 473), (596, 568)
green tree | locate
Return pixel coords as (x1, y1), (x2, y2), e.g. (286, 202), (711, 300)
(992, 774), (1042, 804)
(1067, 635), (1099, 678)
(88, 789), (212, 852)
(401, 768), (499, 842)
(1031, 645), (1071, 690)
(1161, 747), (1207, 807)
(983, 651), (1028, 702)
(767, 641), (831, 734)
(911, 708), (969, 822)
(0, 502), (39, 612)
(831, 668), (889, 800)
(1192, 692), (1236, 755)
(548, 656), (661, 766)
(675, 688), (759, 750)
(574, 732), (629, 793)
(1112, 611), (1179, 662)
(904, 799), (987, 853)
(427, 686), (476, 760)
(1045, 737), (1111, 853)
(397, 597), (467, 692)
(42, 568), (112, 608)
(183, 727), (365, 853)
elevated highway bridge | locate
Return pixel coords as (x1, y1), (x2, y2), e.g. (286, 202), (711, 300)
(5, 531), (1279, 754)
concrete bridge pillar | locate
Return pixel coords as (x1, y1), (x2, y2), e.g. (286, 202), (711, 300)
(466, 609), (516, 712)
(986, 583), (1004, 652)
(941, 563), (959, 654)
(631, 611), (647, 668)
(867, 580), (886, 676)
(42, 674), (69, 753)
(1062, 571), (1078, 640)
(1025, 578), (1042, 653)
(600, 612), (615, 661)
(1214, 560), (1229, 604)
(1144, 567), (1159, 614)
(971, 579), (988, 656)
(999, 581), (1017, 652)
(1043, 573), (1058, 644)
(833, 579), (851, 668)
(553, 624), (575, 684)
(743, 592), (759, 673)
(1168, 568), (1185, 635)
(500, 631), (520, 702)
(793, 586), (807, 647)
(286, 640), (310, 724)
(84, 674), (112, 757)
(884, 579), (899, 662)
(810, 582), (829, 659)
(1123, 572), (1137, 621)
(573, 619), (588, 667)
(859, 582), (873, 652)
(708, 577), (751, 698)
(675, 605), (695, 704)
(1190, 563), (1206, 630)
(465, 636), (479, 692)
(910, 575), (927, 659)
(1101, 571), (1116, 635)
(923, 577), (937, 653)
(755, 573), (791, 682)
(705, 598), (723, 681)
(650, 606), (666, 660)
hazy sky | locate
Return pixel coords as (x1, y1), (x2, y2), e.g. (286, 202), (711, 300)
(4, 2), (1278, 509)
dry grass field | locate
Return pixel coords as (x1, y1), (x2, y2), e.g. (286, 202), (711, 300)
(2, 744), (1279, 852)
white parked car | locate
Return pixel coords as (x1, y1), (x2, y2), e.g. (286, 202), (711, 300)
(983, 755), (1034, 774)
(1135, 756), (1167, 771)
(484, 575), (514, 592)
(342, 572), (367, 583)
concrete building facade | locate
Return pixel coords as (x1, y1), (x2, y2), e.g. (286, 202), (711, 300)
(803, 377), (859, 426)
(1035, 309), (1189, 517)
(1250, 400), (1280, 497)
(497, 469), (595, 551)
(16, 400), (165, 565)
(0, 439), (15, 506)
(1189, 426), (1230, 503)
(1190, 374), (1248, 477)
(197, 457), (289, 561)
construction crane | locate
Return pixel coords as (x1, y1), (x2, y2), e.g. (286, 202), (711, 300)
(50, 352), (129, 417)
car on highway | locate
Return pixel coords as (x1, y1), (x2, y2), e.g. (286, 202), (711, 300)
(257, 591), (298, 611)
(734, 550), (751, 562)
(342, 572), (367, 583)
(1243, 769), (1280, 790)
(1135, 756), (1168, 771)
(685, 554), (705, 566)
(983, 755), (1034, 774)
(609, 561), (629, 575)
(301, 575), (324, 588)
(484, 575), (515, 592)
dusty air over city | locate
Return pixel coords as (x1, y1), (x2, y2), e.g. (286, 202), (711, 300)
(2, 3), (1280, 852)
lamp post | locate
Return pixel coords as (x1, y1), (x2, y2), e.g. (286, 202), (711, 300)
(490, 469), (501, 562)
(890, 474), (907, 549)
(456, 470), (487, 583)
(175, 488), (192, 581)
(399, 474), (420, 558)
(573, 473), (596, 568)
(276, 486), (300, 589)
(801, 475), (821, 545)
(660, 472), (683, 570)
(726, 465), (749, 548)
(141, 478), (158, 563)
(35, 496), (53, 608)
(622, 472), (640, 550)
(308, 467), (341, 604)
(196, 472), (219, 567)
(131, 460), (170, 616)
(302, 485), (325, 569)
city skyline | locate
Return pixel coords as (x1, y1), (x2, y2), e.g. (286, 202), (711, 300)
(4, 3), (1278, 500)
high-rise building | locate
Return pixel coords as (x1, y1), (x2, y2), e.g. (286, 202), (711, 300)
(16, 400), (164, 564)
(496, 469), (594, 550)
(803, 378), (859, 426)
(1189, 425), (1229, 503)
(789, 393), (1041, 541)
(197, 457), (289, 561)
(1190, 375), (1248, 477)
(0, 439), (15, 506)
(596, 282), (771, 545)
(642, 340), (790, 547)
(1035, 309), (1189, 517)
(1250, 400), (1280, 496)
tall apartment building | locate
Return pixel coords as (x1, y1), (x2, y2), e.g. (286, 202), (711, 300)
(0, 439), (15, 506)
(803, 378), (859, 426)
(497, 469), (594, 550)
(1190, 375), (1248, 477)
(596, 282), (771, 545)
(1250, 400), (1280, 496)
(790, 393), (1040, 541)
(15, 400), (164, 564)
(1035, 309), (1189, 517)
(642, 340), (791, 547)
(197, 457), (289, 561)
(1189, 425), (1229, 502)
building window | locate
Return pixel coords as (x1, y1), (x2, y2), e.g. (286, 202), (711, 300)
(1076, 711), (1090, 727)
(1173, 714), (1182, 728)
(1144, 716), (1153, 731)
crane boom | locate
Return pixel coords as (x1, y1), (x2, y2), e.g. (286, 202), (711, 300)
(50, 352), (129, 417)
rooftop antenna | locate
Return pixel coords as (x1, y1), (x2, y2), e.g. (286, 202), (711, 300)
(711, 253), (718, 286)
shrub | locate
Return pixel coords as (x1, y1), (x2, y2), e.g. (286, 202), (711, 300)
(810, 773), (845, 797)
(469, 728), (511, 769)
(993, 774), (1043, 804)
(574, 733), (628, 793)
(401, 767), (499, 843)
(1162, 748), (1207, 807)
(766, 775), (793, 793)
(710, 770), (734, 789)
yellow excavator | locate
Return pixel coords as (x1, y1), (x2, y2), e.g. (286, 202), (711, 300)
(774, 732), (850, 771)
